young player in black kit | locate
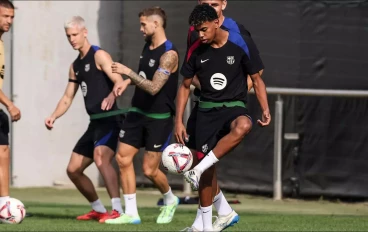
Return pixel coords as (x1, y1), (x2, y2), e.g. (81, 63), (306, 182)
(45, 16), (128, 223)
(181, 1), (264, 231)
(104, 7), (180, 225)
(176, 5), (271, 231)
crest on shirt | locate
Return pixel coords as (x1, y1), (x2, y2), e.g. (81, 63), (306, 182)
(227, 56), (235, 65)
(85, 63), (90, 72)
(149, 59), (155, 67)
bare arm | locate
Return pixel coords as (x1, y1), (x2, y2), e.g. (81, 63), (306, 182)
(0, 89), (13, 109)
(191, 75), (201, 90)
(176, 77), (193, 124)
(50, 64), (79, 119)
(247, 69), (263, 92)
(119, 50), (178, 96)
(95, 50), (124, 85)
(174, 77), (193, 144)
(250, 72), (270, 125)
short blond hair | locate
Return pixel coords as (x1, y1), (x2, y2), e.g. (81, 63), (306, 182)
(64, 16), (86, 29)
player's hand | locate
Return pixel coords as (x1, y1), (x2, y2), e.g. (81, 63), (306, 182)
(257, 110), (271, 127)
(7, 104), (21, 122)
(111, 62), (128, 75)
(101, 92), (116, 111)
(175, 122), (188, 145)
(113, 80), (129, 97)
(45, 116), (56, 130)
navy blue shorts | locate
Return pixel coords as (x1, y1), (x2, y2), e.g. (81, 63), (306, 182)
(73, 120), (120, 158)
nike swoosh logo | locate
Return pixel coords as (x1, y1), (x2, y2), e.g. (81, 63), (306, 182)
(154, 144), (162, 148)
(201, 59), (209, 63)
(203, 210), (210, 213)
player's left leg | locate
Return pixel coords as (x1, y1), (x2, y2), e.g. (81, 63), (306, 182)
(0, 111), (10, 205)
(0, 145), (10, 203)
(145, 117), (179, 224)
(212, 167), (239, 231)
(92, 122), (123, 223)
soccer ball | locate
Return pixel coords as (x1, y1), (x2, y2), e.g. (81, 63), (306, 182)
(162, 143), (193, 175)
(0, 198), (26, 224)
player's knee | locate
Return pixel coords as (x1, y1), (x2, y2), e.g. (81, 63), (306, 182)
(66, 166), (82, 179)
(115, 152), (131, 168)
(142, 165), (158, 179)
(0, 146), (9, 158)
(93, 151), (111, 169)
(233, 120), (252, 138)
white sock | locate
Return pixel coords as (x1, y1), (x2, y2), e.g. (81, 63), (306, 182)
(192, 208), (203, 230)
(201, 205), (213, 231)
(111, 197), (123, 214)
(90, 199), (107, 213)
(124, 194), (138, 216)
(194, 150), (219, 175)
(0, 196), (10, 205)
(163, 187), (177, 205)
(213, 191), (233, 216)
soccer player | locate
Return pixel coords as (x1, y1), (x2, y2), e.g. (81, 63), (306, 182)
(182, 0), (264, 231)
(176, 4), (271, 231)
(104, 7), (180, 225)
(0, 0), (21, 207)
(45, 16), (128, 223)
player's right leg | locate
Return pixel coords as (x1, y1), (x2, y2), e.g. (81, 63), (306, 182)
(184, 107), (252, 190)
(183, 104), (237, 231)
(105, 112), (142, 225)
(0, 110), (10, 205)
(144, 116), (179, 224)
(90, 120), (123, 223)
(69, 125), (108, 221)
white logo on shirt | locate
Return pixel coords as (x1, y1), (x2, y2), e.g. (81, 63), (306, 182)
(81, 81), (87, 97)
(210, 73), (227, 91)
(139, 71), (147, 79)
(149, 59), (155, 67)
(201, 59), (209, 63)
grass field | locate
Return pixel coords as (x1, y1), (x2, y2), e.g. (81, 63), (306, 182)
(1, 187), (368, 231)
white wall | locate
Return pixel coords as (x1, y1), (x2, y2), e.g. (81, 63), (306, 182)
(10, 1), (123, 187)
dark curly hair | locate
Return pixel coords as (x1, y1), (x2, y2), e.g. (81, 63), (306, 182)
(188, 4), (218, 27)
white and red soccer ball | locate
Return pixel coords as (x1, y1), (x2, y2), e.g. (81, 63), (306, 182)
(162, 143), (193, 175)
(0, 198), (26, 224)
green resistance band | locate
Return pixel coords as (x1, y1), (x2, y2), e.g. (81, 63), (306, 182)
(198, 100), (246, 109)
(90, 107), (171, 120)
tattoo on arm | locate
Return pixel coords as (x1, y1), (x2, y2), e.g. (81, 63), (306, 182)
(127, 51), (178, 95)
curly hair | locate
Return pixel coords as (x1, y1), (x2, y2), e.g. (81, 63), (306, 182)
(188, 4), (218, 27)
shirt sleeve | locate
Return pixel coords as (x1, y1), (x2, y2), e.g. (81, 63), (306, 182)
(180, 48), (198, 78)
(240, 35), (264, 75)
